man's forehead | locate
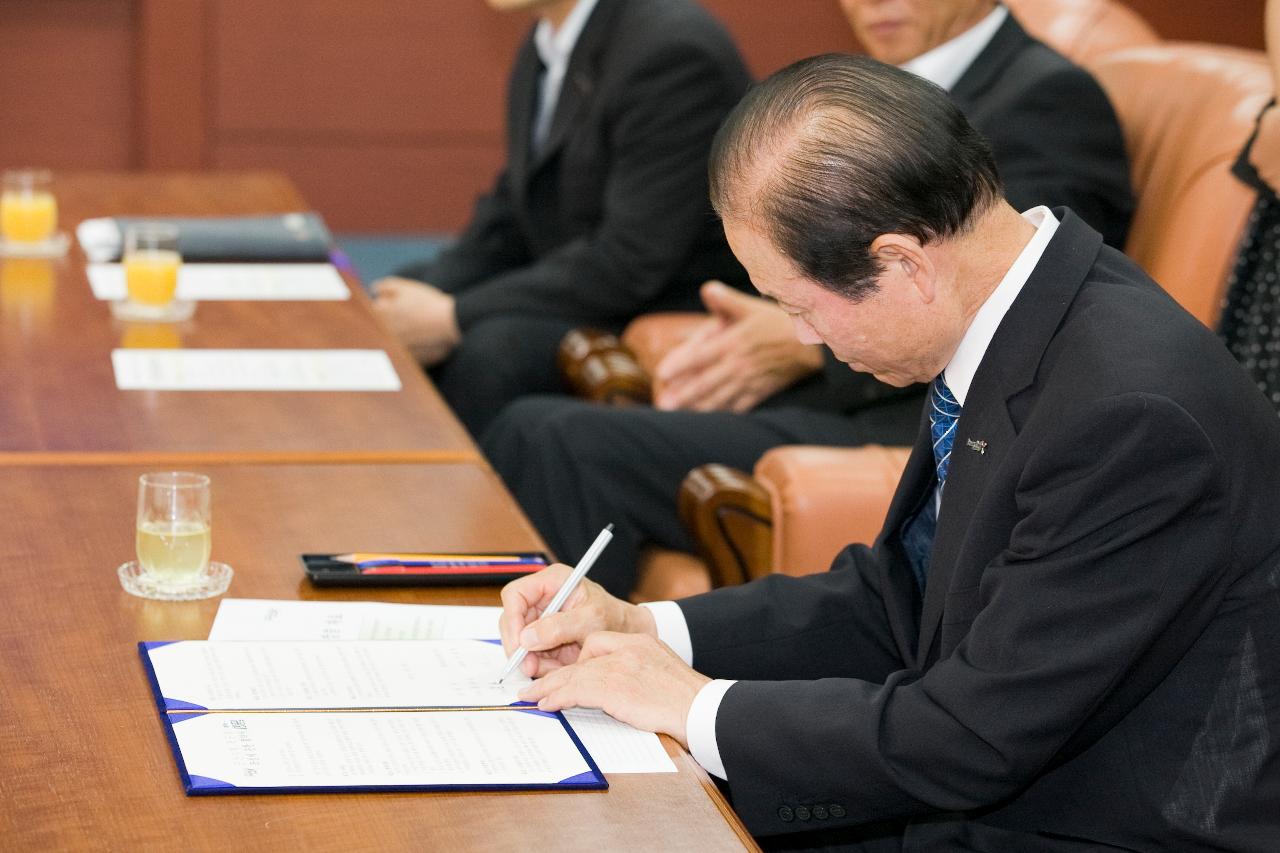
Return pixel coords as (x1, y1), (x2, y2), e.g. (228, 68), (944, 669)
(725, 226), (815, 303)
(724, 219), (786, 266)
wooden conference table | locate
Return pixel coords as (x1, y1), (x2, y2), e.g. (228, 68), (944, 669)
(0, 174), (757, 850)
(0, 171), (475, 463)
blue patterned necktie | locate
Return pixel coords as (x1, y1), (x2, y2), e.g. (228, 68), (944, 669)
(902, 374), (962, 591)
(930, 374), (962, 488)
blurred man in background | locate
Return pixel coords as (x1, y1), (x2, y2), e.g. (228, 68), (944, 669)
(371, 0), (751, 437)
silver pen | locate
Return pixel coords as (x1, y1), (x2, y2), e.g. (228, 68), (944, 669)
(498, 524), (614, 684)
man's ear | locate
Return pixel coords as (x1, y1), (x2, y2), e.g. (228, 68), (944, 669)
(869, 233), (935, 303)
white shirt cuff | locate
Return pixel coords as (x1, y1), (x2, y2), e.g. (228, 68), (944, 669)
(641, 600), (693, 665)
(640, 602), (735, 780)
(687, 679), (736, 780)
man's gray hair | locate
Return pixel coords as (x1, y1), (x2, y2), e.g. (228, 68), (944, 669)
(710, 54), (1002, 300)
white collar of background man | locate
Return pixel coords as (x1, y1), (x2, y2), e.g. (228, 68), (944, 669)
(901, 3), (1007, 91)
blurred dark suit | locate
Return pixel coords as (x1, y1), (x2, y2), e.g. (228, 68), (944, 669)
(400, 0), (751, 435)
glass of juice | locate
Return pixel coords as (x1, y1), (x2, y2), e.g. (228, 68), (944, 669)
(133, 472), (213, 599)
(112, 222), (194, 322)
(1, 169), (58, 245)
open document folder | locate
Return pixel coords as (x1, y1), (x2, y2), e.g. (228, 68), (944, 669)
(205, 599), (677, 774)
(139, 639), (606, 795)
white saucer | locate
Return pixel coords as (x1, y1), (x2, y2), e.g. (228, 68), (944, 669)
(109, 298), (196, 323)
(0, 232), (70, 258)
(117, 560), (233, 601)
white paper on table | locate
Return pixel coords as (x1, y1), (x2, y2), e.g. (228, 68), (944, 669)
(171, 708), (592, 789)
(204, 599), (676, 773)
(561, 708), (675, 773)
(111, 349), (402, 391)
(86, 263), (349, 301)
(209, 599), (504, 642)
(147, 640), (529, 710)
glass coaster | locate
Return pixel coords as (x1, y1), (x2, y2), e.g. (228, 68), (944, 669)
(0, 232), (70, 258)
(109, 298), (196, 323)
(118, 560), (233, 601)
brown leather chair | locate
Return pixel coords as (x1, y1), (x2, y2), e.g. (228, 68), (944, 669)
(1091, 43), (1273, 325)
(1006, 0), (1158, 63)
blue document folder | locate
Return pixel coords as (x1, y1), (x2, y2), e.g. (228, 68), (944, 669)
(139, 640), (607, 795)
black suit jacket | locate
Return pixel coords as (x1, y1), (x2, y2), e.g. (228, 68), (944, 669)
(399, 0), (750, 330)
(775, 12), (1132, 418)
(680, 211), (1280, 850)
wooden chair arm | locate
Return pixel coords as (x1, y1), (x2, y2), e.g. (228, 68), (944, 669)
(557, 328), (651, 406)
(557, 313), (709, 406)
(677, 463), (774, 587)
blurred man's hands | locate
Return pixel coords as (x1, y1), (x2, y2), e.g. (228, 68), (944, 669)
(653, 280), (825, 412)
(370, 277), (461, 366)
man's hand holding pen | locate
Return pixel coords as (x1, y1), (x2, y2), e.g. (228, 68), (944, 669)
(498, 566), (710, 750)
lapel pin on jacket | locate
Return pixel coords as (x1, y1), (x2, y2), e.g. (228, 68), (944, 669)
(966, 438), (988, 454)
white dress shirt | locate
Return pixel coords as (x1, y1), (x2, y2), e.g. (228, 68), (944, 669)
(654, 206), (1062, 781)
(942, 206), (1060, 405)
(901, 4), (1007, 91)
(531, 0), (599, 153)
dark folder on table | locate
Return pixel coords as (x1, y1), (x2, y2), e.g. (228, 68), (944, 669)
(97, 213), (333, 262)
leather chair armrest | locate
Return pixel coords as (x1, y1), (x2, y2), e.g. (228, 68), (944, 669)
(676, 445), (910, 589)
(1007, 0), (1158, 64)
(619, 312), (708, 377)
(755, 445), (911, 575)
(630, 546), (714, 604)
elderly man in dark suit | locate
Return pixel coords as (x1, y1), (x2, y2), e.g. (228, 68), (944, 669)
(499, 55), (1280, 851)
(371, 0), (750, 435)
(484, 0), (1135, 598)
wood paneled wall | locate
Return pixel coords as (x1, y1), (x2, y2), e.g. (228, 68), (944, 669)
(0, 0), (1265, 233)
(1, 0), (135, 169)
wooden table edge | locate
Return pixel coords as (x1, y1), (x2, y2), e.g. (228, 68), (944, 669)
(662, 736), (761, 851)
(0, 449), (483, 466)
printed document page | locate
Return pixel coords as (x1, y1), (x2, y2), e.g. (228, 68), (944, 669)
(171, 708), (593, 790)
(561, 709), (675, 773)
(87, 263), (349, 301)
(112, 349), (402, 391)
(148, 640), (528, 710)
(208, 598), (503, 642)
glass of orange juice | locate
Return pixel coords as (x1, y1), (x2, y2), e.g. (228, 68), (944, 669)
(1, 169), (58, 246)
(111, 222), (194, 322)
